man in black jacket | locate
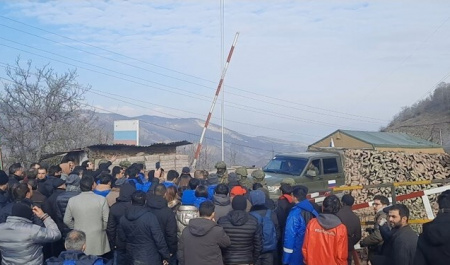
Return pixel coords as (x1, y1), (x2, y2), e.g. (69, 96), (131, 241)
(119, 190), (170, 265)
(336, 194), (362, 265)
(42, 178), (67, 258)
(218, 195), (262, 265)
(7, 163), (23, 189)
(0, 170), (10, 209)
(106, 183), (135, 265)
(414, 189), (450, 265)
(178, 201), (230, 265)
(371, 204), (418, 265)
(146, 184), (177, 265)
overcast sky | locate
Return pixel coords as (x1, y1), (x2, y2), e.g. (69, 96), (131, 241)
(1, 0), (449, 145)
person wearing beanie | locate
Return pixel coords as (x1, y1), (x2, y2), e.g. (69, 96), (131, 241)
(180, 167), (191, 178)
(249, 189), (280, 265)
(207, 173), (220, 200)
(276, 183), (295, 265)
(283, 186), (319, 265)
(336, 194), (362, 265)
(42, 177), (67, 258)
(0, 203), (61, 265)
(107, 183), (136, 264)
(178, 201), (230, 265)
(212, 184), (232, 221)
(0, 170), (10, 209)
(218, 195), (262, 265)
(227, 172), (240, 189)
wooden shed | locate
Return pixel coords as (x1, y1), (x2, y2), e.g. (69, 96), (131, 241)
(40, 141), (192, 173)
(308, 130), (445, 154)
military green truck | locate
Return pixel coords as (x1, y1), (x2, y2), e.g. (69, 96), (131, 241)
(264, 151), (345, 197)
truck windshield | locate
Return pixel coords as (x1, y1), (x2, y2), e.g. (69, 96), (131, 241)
(263, 157), (308, 176)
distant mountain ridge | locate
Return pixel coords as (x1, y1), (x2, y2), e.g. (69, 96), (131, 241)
(94, 112), (307, 168)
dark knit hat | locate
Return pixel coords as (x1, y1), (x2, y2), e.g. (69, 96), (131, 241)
(228, 172), (240, 183)
(249, 190), (266, 206)
(232, 195), (247, 211)
(207, 173), (219, 185)
(12, 202), (33, 220)
(0, 170), (8, 185)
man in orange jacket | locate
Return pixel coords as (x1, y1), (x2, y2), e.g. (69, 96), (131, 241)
(302, 195), (348, 265)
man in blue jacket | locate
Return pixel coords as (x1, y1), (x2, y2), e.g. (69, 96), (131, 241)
(282, 186), (318, 265)
(46, 230), (108, 265)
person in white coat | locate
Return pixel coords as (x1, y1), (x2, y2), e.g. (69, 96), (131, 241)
(64, 175), (110, 256)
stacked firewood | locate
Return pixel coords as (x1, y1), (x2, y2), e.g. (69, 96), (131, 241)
(342, 150), (450, 222)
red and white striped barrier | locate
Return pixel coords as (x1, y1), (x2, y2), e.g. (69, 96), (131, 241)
(351, 185), (450, 220)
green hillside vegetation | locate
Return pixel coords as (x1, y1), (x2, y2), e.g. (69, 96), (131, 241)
(384, 82), (450, 152)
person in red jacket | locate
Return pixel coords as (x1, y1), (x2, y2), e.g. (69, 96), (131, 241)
(302, 195), (348, 265)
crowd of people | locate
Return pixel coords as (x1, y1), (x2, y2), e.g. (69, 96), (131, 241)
(0, 158), (448, 265)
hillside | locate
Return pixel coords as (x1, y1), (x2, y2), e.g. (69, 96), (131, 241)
(93, 112), (307, 168)
(383, 82), (450, 152)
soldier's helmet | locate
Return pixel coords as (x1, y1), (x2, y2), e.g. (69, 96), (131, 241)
(215, 161), (227, 170)
(98, 159), (109, 167)
(251, 169), (265, 180)
(235, 167), (248, 177)
(280, 177), (295, 186)
(119, 160), (131, 168)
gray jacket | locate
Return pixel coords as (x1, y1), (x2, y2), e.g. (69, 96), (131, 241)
(64, 191), (110, 255)
(213, 194), (232, 221)
(0, 216), (61, 265)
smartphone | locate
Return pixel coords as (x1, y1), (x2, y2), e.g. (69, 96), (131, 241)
(155, 162), (160, 169)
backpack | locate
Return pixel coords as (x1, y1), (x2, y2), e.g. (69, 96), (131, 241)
(250, 209), (277, 252)
(128, 178), (151, 193)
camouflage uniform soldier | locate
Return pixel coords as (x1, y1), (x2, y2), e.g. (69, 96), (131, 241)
(119, 160), (131, 169)
(235, 167), (252, 190)
(215, 161), (228, 184)
(251, 169), (267, 188)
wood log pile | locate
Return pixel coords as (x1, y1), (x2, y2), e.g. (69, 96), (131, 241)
(342, 150), (450, 225)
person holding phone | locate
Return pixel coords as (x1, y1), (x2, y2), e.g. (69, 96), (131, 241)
(0, 203), (61, 265)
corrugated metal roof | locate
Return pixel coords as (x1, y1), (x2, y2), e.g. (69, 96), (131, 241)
(40, 141), (192, 160)
(340, 130), (442, 148)
(87, 140), (191, 149)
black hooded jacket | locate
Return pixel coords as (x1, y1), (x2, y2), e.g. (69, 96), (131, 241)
(119, 205), (170, 265)
(146, 194), (178, 254)
(42, 188), (65, 225)
(55, 190), (80, 237)
(178, 218), (230, 265)
(106, 183), (135, 250)
(414, 212), (450, 265)
(218, 210), (262, 264)
(0, 189), (10, 209)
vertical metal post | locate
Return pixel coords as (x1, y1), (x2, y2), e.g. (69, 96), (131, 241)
(220, 0), (225, 162)
(391, 183), (397, 205)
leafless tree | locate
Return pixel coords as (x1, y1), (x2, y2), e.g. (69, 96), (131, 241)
(0, 58), (107, 166)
